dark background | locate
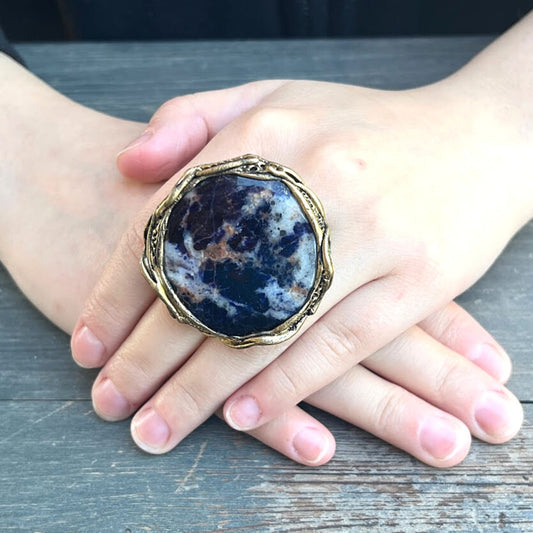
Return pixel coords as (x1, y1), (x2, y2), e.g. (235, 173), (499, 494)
(2, 0), (533, 41)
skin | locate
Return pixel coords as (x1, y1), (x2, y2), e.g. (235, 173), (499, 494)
(0, 22), (526, 465)
(67, 15), (533, 462)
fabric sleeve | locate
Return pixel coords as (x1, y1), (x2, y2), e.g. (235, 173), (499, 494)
(0, 24), (25, 66)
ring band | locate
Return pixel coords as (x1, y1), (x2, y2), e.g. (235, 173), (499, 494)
(141, 154), (333, 348)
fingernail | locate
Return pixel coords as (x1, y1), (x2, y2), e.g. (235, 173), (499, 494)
(131, 408), (171, 453)
(419, 416), (460, 460)
(293, 427), (329, 465)
(226, 396), (261, 430)
(468, 343), (509, 381)
(117, 130), (153, 156)
(474, 390), (520, 439)
(92, 378), (131, 421)
(72, 325), (105, 367)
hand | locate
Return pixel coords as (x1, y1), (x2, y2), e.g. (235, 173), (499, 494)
(72, 28), (532, 461)
(1, 52), (521, 467)
(0, 54), (516, 466)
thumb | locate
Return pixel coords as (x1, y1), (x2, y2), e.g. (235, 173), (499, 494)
(117, 80), (286, 183)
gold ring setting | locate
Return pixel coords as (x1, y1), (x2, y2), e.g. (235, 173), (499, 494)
(141, 154), (333, 348)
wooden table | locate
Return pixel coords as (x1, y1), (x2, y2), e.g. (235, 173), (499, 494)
(1, 37), (532, 532)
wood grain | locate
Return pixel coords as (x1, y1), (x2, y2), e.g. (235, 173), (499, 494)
(18, 37), (492, 122)
(0, 37), (531, 532)
(0, 400), (531, 533)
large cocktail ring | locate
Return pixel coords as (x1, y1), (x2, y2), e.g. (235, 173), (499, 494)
(141, 154), (333, 348)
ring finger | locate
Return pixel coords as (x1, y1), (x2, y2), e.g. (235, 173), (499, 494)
(363, 326), (523, 444)
(253, 323), (520, 467)
(127, 324), (521, 458)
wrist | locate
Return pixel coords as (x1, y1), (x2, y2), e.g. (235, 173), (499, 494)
(0, 54), (85, 262)
(418, 68), (533, 229)
(441, 16), (533, 224)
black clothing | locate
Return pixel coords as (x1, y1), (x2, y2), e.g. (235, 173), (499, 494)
(1, 1), (532, 42)
(0, 24), (24, 65)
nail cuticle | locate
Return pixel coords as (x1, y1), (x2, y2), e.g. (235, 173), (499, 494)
(92, 377), (131, 421)
(131, 407), (171, 453)
(418, 416), (462, 462)
(292, 427), (329, 465)
(226, 396), (262, 431)
(117, 129), (153, 157)
(72, 324), (105, 367)
(473, 390), (518, 439)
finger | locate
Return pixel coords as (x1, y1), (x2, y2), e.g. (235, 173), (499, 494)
(124, 302), (334, 453)
(363, 326), (523, 444)
(122, 318), (475, 466)
(90, 300), (204, 421)
(222, 275), (420, 432)
(306, 364), (471, 468)
(71, 142), (225, 369)
(419, 301), (511, 382)
(70, 196), (162, 369)
(123, 275), (387, 453)
(128, 341), (274, 454)
(221, 273), (523, 436)
(245, 301), (516, 467)
(120, 294), (518, 458)
(72, 106), (308, 370)
(117, 80), (287, 183)
(232, 408), (336, 466)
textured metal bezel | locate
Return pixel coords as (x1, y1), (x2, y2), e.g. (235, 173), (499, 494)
(141, 154), (333, 349)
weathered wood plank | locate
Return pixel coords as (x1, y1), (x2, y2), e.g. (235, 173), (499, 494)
(0, 38), (531, 533)
(18, 37), (493, 122)
(0, 400), (531, 533)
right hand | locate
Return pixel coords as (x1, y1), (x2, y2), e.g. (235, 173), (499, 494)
(75, 78), (526, 465)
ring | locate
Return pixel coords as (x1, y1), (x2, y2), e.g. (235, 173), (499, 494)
(141, 154), (333, 348)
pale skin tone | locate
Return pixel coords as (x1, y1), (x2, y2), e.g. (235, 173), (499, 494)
(71, 13), (533, 461)
(1, 14), (530, 465)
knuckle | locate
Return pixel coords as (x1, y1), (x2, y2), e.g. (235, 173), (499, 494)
(80, 216), (147, 340)
(246, 106), (288, 131)
(167, 380), (203, 419)
(433, 358), (465, 401)
(182, 94), (210, 139)
(269, 360), (301, 398)
(82, 293), (119, 334)
(240, 106), (298, 147)
(428, 303), (466, 346)
(310, 139), (363, 184)
(150, 94), (208, 144)
(110, 349), (153, 391)
(314, 319), (364, 365)
(414, 242), (445, 282)
(311, 139), (352, 172)
(307, 139), (367, 215)
(391, 239), (445, 292)
(162, 93), (210, 138)
(374, 388), (406, 431)
(123, 217), (147, 263)
(81, 277), (126, 341)
(154, 96), (190, 120)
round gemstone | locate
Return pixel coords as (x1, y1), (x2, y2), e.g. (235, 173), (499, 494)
(163, 174), (317, 337)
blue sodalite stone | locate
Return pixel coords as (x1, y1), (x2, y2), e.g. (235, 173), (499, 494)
(163, 174), (317, 337)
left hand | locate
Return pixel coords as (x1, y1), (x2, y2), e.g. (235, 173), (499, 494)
(72, 77), (528, 458)
(0, 54), (522, 468)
